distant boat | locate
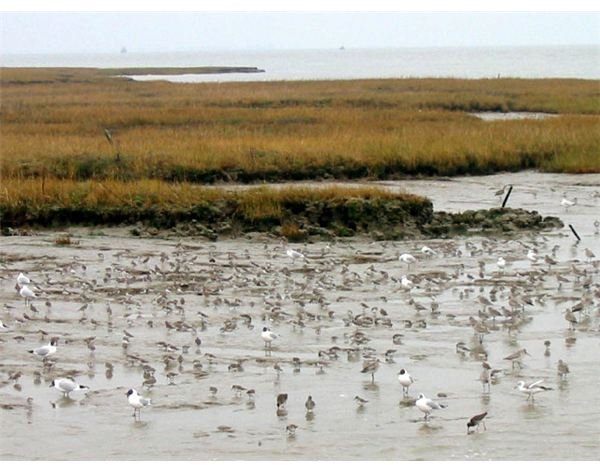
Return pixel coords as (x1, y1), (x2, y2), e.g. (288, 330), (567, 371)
(339, 45), (345, 51)
(120, 47), (128, 54)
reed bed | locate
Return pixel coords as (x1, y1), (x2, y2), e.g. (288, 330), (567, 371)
(1, 69), (599, 186)
(0, 178), (430, 234)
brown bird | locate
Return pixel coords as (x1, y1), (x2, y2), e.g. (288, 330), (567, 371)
(305, 395), (315, 412)
(467, 411), (488, 433)
(277, 393), (288, 410)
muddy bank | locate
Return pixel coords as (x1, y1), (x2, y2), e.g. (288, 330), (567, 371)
(1, 196), (563, 241)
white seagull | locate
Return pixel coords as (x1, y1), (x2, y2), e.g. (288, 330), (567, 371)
(29, 338), (58, 359)
(561, 195), (577, 210)
(262, 327), (278, 349)
(416, 393), (447, 421)
(397, 368), (415, 396)
(19, 285), (35, 308)
(526, 249), (538, 264)
(496, 257), (506, 272)
(286, 248), (305, 260)
(420, 246), (437, 257)
(127, 388), (152, 420)
(50, 378), (89, 397)
(399, 253), (417, 270)
(17, 272), (31, 286)
(516, 380), (553, 402)
(400, 275), (414, 290)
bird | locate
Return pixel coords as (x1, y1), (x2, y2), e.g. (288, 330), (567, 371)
(0, 320), (9, 330)
(557, 360), (570, 379)
(496, 257), (506, 272)
(286, 424), (298, 437)
(504, 348), (529, 369)
(526, 249), (538, 264)
(286, 248), (305, 260)
(397, 368), (415, 396)
(416, 393), (447, 421)
(361, 358), (380, 383)
(400, 275), (414, 290)
(305, 395), (315, 413)
(467, 411), (488, 434)
(354, 395), (369, 407)
(399, 253), (417, 270)
(28, 338), (58, 359)
(420, 245), (437, 257)
(126, 388), (151, 420)
(561, 195), (577, 210)
(276, 393), (288, 411)
(19, 285), (35, 308)
(261, 327), (278, 349)
(17, 272), (31, 286)
(516, 380), (553, 402)
(480, 367), (491, 393)
(50, 378), (89, 398)
(584, 248), (596, 262)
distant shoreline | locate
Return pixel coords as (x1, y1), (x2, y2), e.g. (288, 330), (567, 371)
(105, 66), (266, 76)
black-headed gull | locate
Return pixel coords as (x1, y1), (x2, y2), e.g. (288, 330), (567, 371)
(29, 338), (58, 359)
(397, 368), (415, 396)
(262, 327), (278, 349)
(50, 378), (89, 397)
(127, 388), (151, 420)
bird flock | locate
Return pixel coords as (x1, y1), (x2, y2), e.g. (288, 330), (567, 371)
(1, 184), (599, 458)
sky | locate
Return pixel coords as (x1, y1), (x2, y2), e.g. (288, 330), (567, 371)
(1, 9), (599, 54)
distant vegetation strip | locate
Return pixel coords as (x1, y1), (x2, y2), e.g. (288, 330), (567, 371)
(102, 66), (265, 75)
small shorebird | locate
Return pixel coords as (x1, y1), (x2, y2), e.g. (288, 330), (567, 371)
(557, 360), (570, 379)
(361, 358), (380, 383)
(286, 424), (298, 437)
(516, 380), (553, 403)
(504, 348), (529, 369)
(276, 393), (288, 410)
(416, 393), (447, 421)
(305, 395), (315, 413)
(354, 395), (369, 407)
(467, 411), (488, 433)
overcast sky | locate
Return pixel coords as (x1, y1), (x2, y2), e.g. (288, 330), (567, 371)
(1, 11), (599, 54)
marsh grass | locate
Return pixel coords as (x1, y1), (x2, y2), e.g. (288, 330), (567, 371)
(1, 69), (598, 186)
(0, 178), (427, 228)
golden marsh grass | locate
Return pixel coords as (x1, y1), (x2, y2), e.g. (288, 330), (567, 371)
(1, 68), (599, 185)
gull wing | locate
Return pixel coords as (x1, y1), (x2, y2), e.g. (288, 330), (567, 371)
(528, 379), (544, 389)
(426, 399), (442, 410)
